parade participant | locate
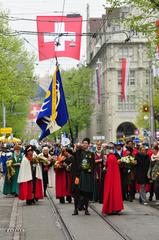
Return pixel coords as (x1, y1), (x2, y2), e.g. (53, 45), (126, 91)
(102, 142), (123, 215)
(0, 146), (12, 177)
(148, 143), (159, 204)
(48, 147), (55, 188)
(72, 138), (95, 215)
(123, 142), (137, 201)
(123, 139), (138, 157)
(18, 145), (43, 205)
(125, 147), (136, 202)
(54, 147), (72, 204)
(148, 142), (157, 201)
(93, 141), (104, 203)
(135, 146), (150, 204)
(114, 141), (128, 201)
(38, 146), (53, 196)
(3, 145), (23, 196)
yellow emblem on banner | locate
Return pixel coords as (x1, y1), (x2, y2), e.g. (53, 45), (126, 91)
(52, 67), (57, 121)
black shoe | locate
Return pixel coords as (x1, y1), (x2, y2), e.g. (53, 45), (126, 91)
(139, 197), (142, 204)
(66, 196), (72, 203)
(149, 196), (152, 202)
(59, 198), (65, 204)
(129, 197), (133, 202)
(32, 199), (36, 204)
(85, 210), (90, 215)
(72, 210), (78, 215)
(26, 200), (32, 205)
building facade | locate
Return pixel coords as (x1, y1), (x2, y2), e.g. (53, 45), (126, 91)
(83, 7), (151, 142)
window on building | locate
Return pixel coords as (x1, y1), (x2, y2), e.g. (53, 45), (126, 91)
(128, 70), (135, 85)
(118, 70), (122, 85)
(130, 29), (138, 37)
(118, 95), (136, 111)
(119, 47), (133, 60)
(146, 70), (149, 85)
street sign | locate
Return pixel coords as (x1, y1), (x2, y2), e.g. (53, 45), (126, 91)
(93, 136), (105, 140)
(0, 128), (12, 134)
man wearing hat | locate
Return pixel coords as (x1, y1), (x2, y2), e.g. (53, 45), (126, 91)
(114, 141), (128, 201)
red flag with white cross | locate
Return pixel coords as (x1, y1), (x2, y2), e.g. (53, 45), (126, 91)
(28, 104), (41, 122)
(37, 15), (82, 61)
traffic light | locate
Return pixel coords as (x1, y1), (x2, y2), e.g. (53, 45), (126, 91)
(143, 105), (149, 112)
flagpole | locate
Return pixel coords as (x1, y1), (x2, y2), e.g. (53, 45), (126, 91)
(68, 119), (74, 146)
(55, 56), (59, 66)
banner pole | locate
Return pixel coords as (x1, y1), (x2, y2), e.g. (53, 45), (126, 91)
(68, 119), (74, 146)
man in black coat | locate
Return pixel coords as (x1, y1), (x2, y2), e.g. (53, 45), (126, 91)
(72, 138), (94, 215)
(135, 146), (150, 204)
(114, 142), (128, 201)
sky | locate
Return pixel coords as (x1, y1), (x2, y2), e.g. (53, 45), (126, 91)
(0, 0), (105, 77)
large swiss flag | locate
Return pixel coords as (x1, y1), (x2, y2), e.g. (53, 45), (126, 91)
(37, 15), (82, 61)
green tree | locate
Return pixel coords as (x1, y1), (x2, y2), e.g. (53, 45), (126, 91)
(106, 0), (159, 57)
(48, 66), (94, 141)
(0, 12), (36, 138)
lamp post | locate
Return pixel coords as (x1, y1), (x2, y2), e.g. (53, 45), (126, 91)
(149, 66), (155, 144)
(143, 115), (150, 145)
(2, 101), (6, 128)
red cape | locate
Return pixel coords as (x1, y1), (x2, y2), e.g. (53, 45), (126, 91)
(55, 168), (71, 198)
(102, 153), (124, 214)
(19, 179), (43, 200)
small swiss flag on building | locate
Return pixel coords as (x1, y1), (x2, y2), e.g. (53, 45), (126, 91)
(37, 15), (82, 61)
(28, 104), (41, 122)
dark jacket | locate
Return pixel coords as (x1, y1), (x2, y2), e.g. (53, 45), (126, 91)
(73, 148), (95, 193)
(135, 152), (150, 184)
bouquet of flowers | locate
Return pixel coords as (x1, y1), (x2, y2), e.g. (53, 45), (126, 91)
(81, 159), (91, 172)
(151, 161), (159, 180)
(118, 156), (136, 169)
(54, 155), (65, 169)
(32, 155), (49, 165)
(6, 159), (16, 181)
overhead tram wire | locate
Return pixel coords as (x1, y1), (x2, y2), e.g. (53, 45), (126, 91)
(0, 29), (130, 37)
(0, 14), (140, 23)
(8, 10), (78, 16)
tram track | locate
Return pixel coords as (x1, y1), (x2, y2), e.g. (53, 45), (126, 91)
(47, 190), (75, 240)
(47, 189), (134, 240)
(90, 204), (133, 240)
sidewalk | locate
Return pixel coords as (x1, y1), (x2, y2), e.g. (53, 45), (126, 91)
(0, 188), (65, 240)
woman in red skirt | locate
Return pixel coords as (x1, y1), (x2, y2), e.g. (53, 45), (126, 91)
(18, 145), (43, 205)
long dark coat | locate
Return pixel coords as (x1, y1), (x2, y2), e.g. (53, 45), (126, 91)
(135, 153), (150, 184)
(72, 148), (94, 195)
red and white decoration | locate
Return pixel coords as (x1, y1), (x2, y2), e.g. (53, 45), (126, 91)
(156, 20), (159, 59)
(121, 57), (130, 101)
(28, 104), (41, 122)
(37, 15), (82, 61)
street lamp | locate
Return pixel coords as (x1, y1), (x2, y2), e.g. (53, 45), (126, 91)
(149, 65), (155, 144)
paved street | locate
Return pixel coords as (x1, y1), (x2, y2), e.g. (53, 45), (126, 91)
(1, 183), (159, 240)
